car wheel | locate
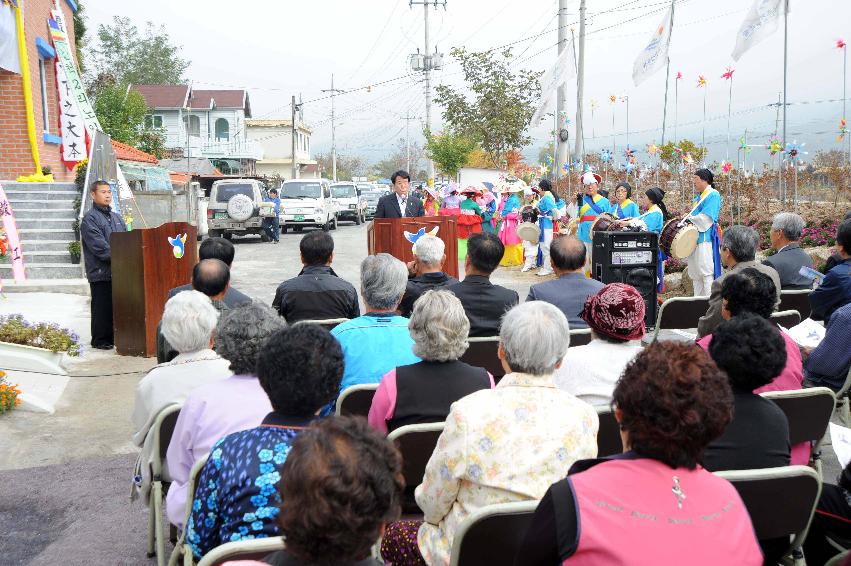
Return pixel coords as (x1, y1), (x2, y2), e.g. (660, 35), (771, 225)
(223, 232), (233, 241)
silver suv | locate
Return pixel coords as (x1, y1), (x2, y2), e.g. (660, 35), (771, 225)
(207, 179), (275, 241)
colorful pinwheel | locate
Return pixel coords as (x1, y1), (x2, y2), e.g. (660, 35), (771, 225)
(623, 145), (636, 161)
(609, 94), (617, 104)
(839, 118), (848, 142)
(676, 71), (683, 80)
(683, 152), (694, 165)
(721, 161), (733, 174)
(785, 141), (807, 161)
(721, 67), (735, 80)
(697, 75), (707, 88)
(600, 148), (613, 163)
(538, 164), (549, 175)
(768, 136), (783, 156)
(738, 136), (751, 153)
(838, 39), (847, 49)
(647, 143), (660, 156)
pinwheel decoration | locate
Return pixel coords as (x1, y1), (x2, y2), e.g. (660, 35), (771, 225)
(838, 38), (847, 49)
(721, 67), (735, 80)
(623, 145), (637, 161)
(676, 71), (683, 80)
(609, 94), (617, 104)
(600, 149), (613, 163)
(544, 154), (553, 166)
(696, 75), (707, 88)
(738, 136), (752, 154)
(785, 140), (807, 161)
(721, 161), (733, 174)
(768, 136), (783, 156)
(683, 152), (695, 165)
(647, 143), (660, 156)
(839, 118), (848, 142)
(538, 164), (549, 175)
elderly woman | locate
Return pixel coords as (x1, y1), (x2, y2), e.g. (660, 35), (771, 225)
(368, 290), (493, 435)
(380, 301), (598, 566)
(520, 343), (762, 565)
(555, 283), (645, 405)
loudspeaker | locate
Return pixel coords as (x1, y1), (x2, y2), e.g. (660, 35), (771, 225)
(592, 230), (659, 329)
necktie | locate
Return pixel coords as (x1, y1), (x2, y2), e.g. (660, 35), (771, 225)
(400, 197), (407, 217)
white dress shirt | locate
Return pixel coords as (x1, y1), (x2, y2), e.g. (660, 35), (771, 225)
(554, 339), (644, 406)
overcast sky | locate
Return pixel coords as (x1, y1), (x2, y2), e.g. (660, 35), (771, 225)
(84, 0), (851, 167)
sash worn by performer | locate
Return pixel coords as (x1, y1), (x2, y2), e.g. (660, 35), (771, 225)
(687, 168), (723, 296)
(613, 182), (640, 219)
(634, 187), (670, 292)
(577, 171), (612, 276)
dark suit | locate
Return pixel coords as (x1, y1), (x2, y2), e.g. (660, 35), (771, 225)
(526, 272), (605, 330)
(448, 275), (519, 337)
(374, 192), (425, 219)
(763, 243), (813, 290)
(399, 272), (459, 317)
(167, 284), (252, 308)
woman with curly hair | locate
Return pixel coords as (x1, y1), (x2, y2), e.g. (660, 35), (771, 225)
(518, 342), (762, 566)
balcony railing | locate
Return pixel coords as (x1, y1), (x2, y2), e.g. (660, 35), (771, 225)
(163, 135), (264, 161)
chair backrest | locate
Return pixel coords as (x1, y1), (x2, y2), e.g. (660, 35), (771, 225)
(387, 422), (445, 493)
(150, 404), (182, 479)
(292, 317), (350, 331)
(779, 289), (813, 320)
(460, 337), (504, 379)
(651, 296), (710, 341)
(449, 500), (539, 566)
(770, 309), (802, 329)
(761, 387), (836, 446)
(715, 465), (821, 554)
(336, 383), (379, 417)
(595, 405), (623, 458)
(196, 536), (286, 566)
(837, 366), (851, 401)
(569, 328), (593, 347)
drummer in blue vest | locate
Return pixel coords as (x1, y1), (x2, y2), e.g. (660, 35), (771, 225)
(686, 168), (723, 296)
(613, 182), (640, 220)
(634, 187), (670, 292)
(533, 179), (565, 277)
(576, 171), (612, 275)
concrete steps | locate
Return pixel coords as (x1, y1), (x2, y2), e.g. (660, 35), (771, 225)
(14, 208), (75, 219)
(0, 262), (82, 279)
(22, 240), (75, 252)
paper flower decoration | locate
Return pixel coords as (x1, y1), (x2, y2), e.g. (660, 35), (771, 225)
(647, 143), (659, 155)
(621, 160), (637, 174)
(785, 141), (807, 160)
(609, 95), (617, 104)
(838, 39), (847, 49)
(721, 161), (733, 174)
(676, 71), (683, 80)
(839, 118), (849, 142)
(768, 136), (783, 155)
(600, 149), (613, 163)
(721, 67), (735, 80)
(697, 75), (707, 87)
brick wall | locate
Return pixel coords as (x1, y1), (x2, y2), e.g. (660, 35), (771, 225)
(0, 0), (77, 182)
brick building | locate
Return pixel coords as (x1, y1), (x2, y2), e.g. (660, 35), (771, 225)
(0, 0), (78, 182)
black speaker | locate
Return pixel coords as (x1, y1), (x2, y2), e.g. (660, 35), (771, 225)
(592, 230), (659, 329)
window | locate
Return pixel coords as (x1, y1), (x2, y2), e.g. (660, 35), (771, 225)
(38, 59), (49, 133)
(215, 118), (230, 141)
(144, 115), (163, 129)
(183, 114), (200, 137)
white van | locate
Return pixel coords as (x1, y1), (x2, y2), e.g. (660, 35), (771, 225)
(330, 182), (367, 225)
(280, 178), (338, 233)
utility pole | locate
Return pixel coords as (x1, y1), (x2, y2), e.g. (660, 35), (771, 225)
(555, 0), (569, 185)
(574, 0), (586, 160)
(322, 74), (344, 181)
(780, 0), (789, 203)
(402, 111), (417, 172)
(291, 96), (303, 180)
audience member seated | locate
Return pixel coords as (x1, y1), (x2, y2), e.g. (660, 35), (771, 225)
(167, 236), (251, 307)
(398, 236), (459, 317)
(803, 460), (851, 566)
(331, 254), (420, 394)
(380, 301), (598, 566)
(271, 230), (360, 323)
(447, 233), (519, 337)
(555, 283), (645, 405)
(158, 258), (231, 363)
(763, 212), (814, 289)
(368, 290), (493, 435)
(131, 291), (232, 502)
(697, 225), (781, 337)
(518, 343), (762, 566)
(823, 210), (851, 273)
(526, 235), (604, 329)
(185, 324), (343, 558)
(804, 302), (851, 391)
(810, 219), (851, 324)
(165, 303), (286, 527)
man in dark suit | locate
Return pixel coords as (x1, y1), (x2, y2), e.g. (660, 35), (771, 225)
(167, 237), (251, 307)
(448, 233), (519, 337)
(763, 212), (813, 290)
(374, 170), (425, 218)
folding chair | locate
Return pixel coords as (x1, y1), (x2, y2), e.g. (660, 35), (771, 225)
(832, 366), (851, 426)
(715, 465), (821, 563)
(459, 337), (504, 380)
(168, 453), (210, 566)
(761, 387), (836, 476)
(771, 309), (802, 329)
(569, 328), (593, 347)
(147, 404), (182, 566)
(292, 317), (350, 331)
(595, 405), (623, 458)
(336, 383), (379, 417)
(826, 549), (851, 566)
(649, 296), (710, 342)
(196, 536), (286, 566)
(448, 500), (539, 566)
(387, 422), (445, 515)
(779, 289), (813, 321)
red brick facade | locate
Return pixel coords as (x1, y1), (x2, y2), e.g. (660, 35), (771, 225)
(0, 0), (77, 182)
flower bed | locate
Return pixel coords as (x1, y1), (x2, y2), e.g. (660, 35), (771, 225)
(0, 314), (81, 356)
(0, 371), (21, 414)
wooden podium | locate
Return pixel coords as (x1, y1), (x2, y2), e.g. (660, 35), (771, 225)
(367, 216), (459, 278)
(111, 222), (198, 357)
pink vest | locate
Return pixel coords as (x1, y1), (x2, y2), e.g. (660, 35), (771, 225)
(566, 459), (763, 565)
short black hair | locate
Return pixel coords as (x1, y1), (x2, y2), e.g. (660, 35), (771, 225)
(837, 219), (851, 255)
(538, 178), (552, 192)
(192, 258), (230, 297)
(255, 325), (343, 416)
(390, 170), (410, 184)
(709, 313), (787, 391)
(269, 188), (278, 195)
(551, 235), (586, 271)
(467, 233), (504, 274)
(695, 168), (714, 185)
(615, 182), (632, 198)
(300, 231), (334, 265)
(91, 180), (110, 192)
(199, 237), (236, 267)
(720, 267), (776, 319)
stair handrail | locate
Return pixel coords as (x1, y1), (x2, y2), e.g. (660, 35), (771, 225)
(77, 158), (94, 278)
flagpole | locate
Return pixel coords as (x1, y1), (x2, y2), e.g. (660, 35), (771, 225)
(612, 100), (616, 156)
(701, 85), (707, 164)
(844, 43), (849, 184)
(625, 96), (630, 147)
(779, 0), (789, 203)
(674, 76), (679, 144)
(726, 74), (733, 162)
(660, 0), (675, 148)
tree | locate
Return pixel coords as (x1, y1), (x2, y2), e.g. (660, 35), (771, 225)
(316, 153), (368, 181)
(93, 83), (148, 146)
(372, 138), (428, 180)
(434, 47), (541, 167)
(537, 142), (555, 166)
(424, 130), (478, 178)
(659, 139), (708, 170)
(137, 128), (167, 159)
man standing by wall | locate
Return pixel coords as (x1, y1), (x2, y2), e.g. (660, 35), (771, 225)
(81, 180), (126, 349)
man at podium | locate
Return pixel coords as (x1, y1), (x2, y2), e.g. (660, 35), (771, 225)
(374, 170), (425, 219)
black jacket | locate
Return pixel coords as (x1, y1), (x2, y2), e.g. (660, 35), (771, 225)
(272, 265), (360, 323)
(374, 192), (425, 218)
(763, 243), (814, 290)
(81, 204), (126, 282)
(168, 283), (252, 308)
(447, 275), (520, 337)
(399, 271), (458, 317)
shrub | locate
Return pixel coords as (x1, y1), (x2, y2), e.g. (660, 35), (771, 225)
(0, 371), (21, 414)
(0, 314), (81, 356)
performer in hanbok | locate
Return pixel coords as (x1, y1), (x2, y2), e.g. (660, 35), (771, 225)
(635, 187), (670, 292)
(613, 182), (640, 219)
(439, 184), (461, 214)
(422, 186), (440, 216)
(477, 189), (498, 235)
(576, 171), (612, 275)
(521, 187), (541, 272)
(497, 187), (524, 266)
(457, 187), (484, 260)
(686, 168), (723, 296)
(532, 179), (564, 277)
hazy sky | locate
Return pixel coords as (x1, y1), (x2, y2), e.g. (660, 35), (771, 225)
(83, 0), (851, 167)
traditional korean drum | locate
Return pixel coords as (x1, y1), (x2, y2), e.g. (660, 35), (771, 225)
(517, 222), (541, 243)
(660, 217), (699, 259)
(590, 213), (619, 239)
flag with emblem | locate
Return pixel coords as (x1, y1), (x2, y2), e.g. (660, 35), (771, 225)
(632, 7), (673, 86)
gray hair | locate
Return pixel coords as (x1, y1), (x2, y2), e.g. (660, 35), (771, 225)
(409, 290), (470, 361)
(413, 235), (445, 266)
(162, 290), (219, 354)
(500, 302), (570, 376)
(215, 302), (286, 375)
(360, 253), (408, 311)
(772, 212), (805, 241)
(722, 225), (759, 262)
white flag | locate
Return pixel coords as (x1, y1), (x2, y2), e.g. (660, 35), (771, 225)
(731, 0), (785, 61)
(632, 8), (673, 87)
(0, 3), (20, 75)
(531, 38), (576, 125)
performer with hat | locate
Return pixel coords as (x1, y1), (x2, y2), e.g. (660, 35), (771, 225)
(497, 185), (524, 266)
(531, 178), (565, 276)
(521, 187), (542, 272)
(423, 185), (440, 216)
(686, 168), (723, 296)
(457, 186), (485, 260)
(576, 171), (613, 275)
(477, 188), (498, 235)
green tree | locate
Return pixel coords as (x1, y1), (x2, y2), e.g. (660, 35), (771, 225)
(137, 127), (167, 158)
(372, 138), (428, 180)
(659, 139), (708, 170)
(316, 153), (368, 181)
(425, 130), (478, 178)
(94, 83), (148, 145)
(434, 47), (541, 167)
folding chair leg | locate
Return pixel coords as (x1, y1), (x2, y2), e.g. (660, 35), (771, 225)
(154, 482), (166, 566)
(170, 523), (178, 545)
(842, 399), (851, 427)
(147, 484), (157, 558)
(167, 531), (184, 566)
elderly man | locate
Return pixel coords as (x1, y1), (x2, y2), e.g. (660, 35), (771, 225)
(527, 235), (604, 329)
(272, 231), (359, 323)
(763, 212), (813, 289)
(804, 302), (851, 392)
(167, 237), (251, 307)
(165, 302), (286, 527)
(697, 225), (781, 338)
(374, 170), (425, 218)
(811, 219), (851, 324)
(331, 254), (420, 394)
(399, 235), (458, 317)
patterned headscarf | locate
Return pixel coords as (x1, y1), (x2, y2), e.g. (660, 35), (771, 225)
(580, 283), (646, 341)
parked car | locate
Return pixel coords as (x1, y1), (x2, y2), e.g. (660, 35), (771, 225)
(331, 182), (367, 225)
(207, 179), (275, 241)
(361, 190), (383, 219)
(279, 178), (338, 233)
(356, 182), (375, 194)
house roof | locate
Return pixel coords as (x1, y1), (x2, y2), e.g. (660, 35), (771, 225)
(131, 85), (251, 116)
(132, 84), (191, 109)
(190, 89), (249, 113)
(111, 140), (160, 164)
(246, 119), (312, 134)
(159, 157), (222, 176)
